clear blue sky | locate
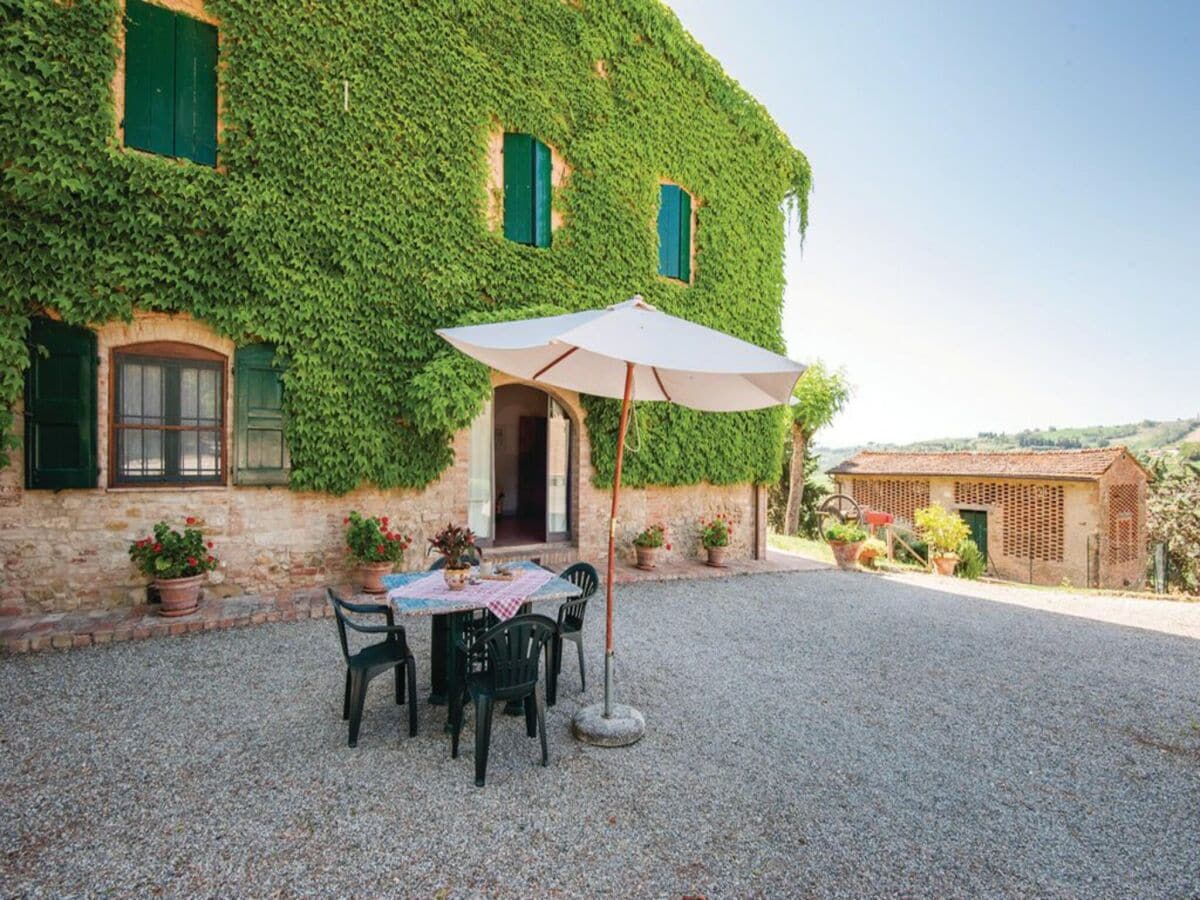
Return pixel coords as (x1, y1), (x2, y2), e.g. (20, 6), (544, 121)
(668, 0), (1200, 446)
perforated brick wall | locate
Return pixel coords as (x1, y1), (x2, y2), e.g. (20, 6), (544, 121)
(849, 478), (930, 526)
(954, 481), (1064, 562)
(1106, 483), (1139, 565)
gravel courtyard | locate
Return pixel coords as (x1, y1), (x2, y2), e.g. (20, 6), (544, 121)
(2, 571), (1197, 897)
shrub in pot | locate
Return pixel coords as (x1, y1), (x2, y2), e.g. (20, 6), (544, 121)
(858, 537), (887, 568)
(428, 523), (478, 591)
(955, 538), (986, 580)
(699, 514), (732, 567)
(825, 522), (868, 569)
(914, 504), (971, 575)
(345, 511), (412, 593)
(633, 523), (669, 570)
(129, 519), (217, 617)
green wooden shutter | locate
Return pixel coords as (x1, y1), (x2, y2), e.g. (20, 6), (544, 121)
(961, 510), (989, 563)
(503, 133), (534, 245)
(677, 188), (692, 283)
(124, 0), (176, 157)
(173, 14), (218, 166)
(235, 345), (289, 485)
(24, 319), (97, 490)
(657, 184), (680, 278)
(533, 138), (552, 248)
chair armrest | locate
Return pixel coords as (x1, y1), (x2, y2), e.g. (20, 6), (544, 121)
(341, 618), (407, 636)
(337, 598), (392, 617)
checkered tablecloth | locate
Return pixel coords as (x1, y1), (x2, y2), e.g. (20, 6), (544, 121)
(386, 565), (557, 621)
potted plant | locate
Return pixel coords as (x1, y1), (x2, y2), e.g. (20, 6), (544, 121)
(858, 536), (887, 568)
(428, 522), (478, 591)
(914, 504), (971, 575)
(825, 522), (868, 570)
(345, 512), (412, 593)
(633, 523), (669, 570)
(699, 514), (732, 568)
(128, 519), (218, 617)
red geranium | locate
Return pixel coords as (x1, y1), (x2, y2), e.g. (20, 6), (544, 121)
(343, 511), (412, 564)
(128, 521), (218, 580)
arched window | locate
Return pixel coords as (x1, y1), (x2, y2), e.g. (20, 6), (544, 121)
(111, 342), (226, 486)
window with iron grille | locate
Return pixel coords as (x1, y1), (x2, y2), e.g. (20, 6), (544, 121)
(112, 344), (225, 486)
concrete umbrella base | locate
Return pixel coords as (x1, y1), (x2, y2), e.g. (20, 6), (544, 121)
(572, 703), (646, 747)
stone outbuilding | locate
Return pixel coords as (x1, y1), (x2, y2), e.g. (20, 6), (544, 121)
(829, 448), (1151, 589)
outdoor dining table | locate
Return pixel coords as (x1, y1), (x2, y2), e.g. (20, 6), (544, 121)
(382, 560), (582, 727)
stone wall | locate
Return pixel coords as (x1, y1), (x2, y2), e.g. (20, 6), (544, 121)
(2, 312), (763, 615)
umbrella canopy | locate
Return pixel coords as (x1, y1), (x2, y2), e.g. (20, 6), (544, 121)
(437, 295), (804, 739)
(437, 296), (803, 412)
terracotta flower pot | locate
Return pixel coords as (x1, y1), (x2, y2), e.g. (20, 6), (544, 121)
(858, 546), (881, 567)
(443, 564), (472, 591)
(706, 546), (728, 568)
(635, 545), (659, 570)
(155, 574), (204, 617)
(932, 554), (958, 576)
(357, 561), (394, 594)
(829, 540), (863, 570)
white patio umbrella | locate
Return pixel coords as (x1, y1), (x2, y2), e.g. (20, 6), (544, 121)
(438, 296), (804, 744)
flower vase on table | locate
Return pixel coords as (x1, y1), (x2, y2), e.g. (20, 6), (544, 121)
(429, 523), (478, 591)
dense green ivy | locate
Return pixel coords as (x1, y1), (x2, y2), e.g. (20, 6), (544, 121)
(0, 0), (810, 493)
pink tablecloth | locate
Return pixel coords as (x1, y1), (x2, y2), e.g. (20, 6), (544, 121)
(386, 567), (556, 621)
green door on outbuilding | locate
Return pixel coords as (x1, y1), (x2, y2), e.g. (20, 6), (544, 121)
(960, 510), (988, 562)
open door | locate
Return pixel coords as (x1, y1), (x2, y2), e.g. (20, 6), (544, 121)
(467, 397), (494, 542)
(546, 396), (570, 540)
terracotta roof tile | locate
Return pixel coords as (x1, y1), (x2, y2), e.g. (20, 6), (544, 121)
(828, 447), (1137, 481)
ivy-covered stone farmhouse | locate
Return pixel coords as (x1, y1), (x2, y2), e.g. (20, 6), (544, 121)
(0, 0), (811, 614)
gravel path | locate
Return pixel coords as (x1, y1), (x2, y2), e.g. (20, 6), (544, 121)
(2, 571), (1197, 897)
(883, 570), (1200, 640)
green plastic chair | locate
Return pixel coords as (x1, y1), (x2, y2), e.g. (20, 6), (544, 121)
(449, 613), (557, 786)
(327, 588), (417, 747)
(547, 562), (599, 706)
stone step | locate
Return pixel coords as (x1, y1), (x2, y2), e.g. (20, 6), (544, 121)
(485, 542), (580, 572)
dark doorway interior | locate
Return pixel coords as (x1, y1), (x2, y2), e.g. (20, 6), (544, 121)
(496, 415), (547, 545)
(493, 385), (547, 546)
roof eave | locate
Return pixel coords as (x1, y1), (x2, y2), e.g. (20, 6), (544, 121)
(828, 469), (1103, 483)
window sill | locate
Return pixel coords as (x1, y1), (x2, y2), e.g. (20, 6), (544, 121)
(105, 485), (229, 493)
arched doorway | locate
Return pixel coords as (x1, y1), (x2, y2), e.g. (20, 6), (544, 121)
(466, 384), (574, 546)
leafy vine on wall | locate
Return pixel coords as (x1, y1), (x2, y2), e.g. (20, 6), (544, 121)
(0, 0), (811, 493)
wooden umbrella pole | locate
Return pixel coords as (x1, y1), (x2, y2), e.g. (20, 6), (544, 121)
(603, 362), (635, 718)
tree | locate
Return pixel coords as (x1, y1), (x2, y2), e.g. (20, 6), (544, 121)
(769, 436), (830, 538)
(784, 362), (851, 535)
(1146, 463), (1200, 595)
